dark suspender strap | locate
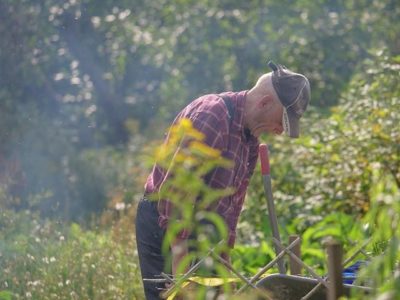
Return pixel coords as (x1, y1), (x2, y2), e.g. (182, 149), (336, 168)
(219, 95), (234, 125)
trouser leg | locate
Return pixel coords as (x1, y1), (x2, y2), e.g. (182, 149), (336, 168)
(135, 199), (166, 300)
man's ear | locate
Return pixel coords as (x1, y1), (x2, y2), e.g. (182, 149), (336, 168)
(258, 95), (273, 108)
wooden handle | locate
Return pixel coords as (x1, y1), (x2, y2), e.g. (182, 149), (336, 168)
(259, 144), (270, 175)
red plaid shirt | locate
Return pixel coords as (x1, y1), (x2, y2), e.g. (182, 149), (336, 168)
(144, 91), (259, 247)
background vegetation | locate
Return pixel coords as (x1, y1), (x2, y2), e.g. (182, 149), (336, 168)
(0, 0), (399, 299)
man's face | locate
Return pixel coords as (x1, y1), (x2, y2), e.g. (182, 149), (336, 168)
(248, 95), (284, 138)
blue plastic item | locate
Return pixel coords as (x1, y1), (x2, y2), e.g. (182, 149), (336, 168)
(342, 260), (367, 284)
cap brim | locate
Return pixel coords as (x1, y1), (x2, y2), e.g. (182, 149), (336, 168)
(284, 109), (300, 138)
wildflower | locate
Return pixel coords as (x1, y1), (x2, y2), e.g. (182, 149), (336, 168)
(32, 280), (40, 286)
(115, 202), (125, 211)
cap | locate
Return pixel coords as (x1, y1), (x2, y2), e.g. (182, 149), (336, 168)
(267, 61), (310, 138)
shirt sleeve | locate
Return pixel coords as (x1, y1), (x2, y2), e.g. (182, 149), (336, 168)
(189, 109), (229, 152)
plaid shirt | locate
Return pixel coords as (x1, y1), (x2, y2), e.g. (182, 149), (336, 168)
(144, 91), (259, 247)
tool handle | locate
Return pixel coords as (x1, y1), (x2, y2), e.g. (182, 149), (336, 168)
(259, 144), (270, 175)
(259, 143), (286, 274)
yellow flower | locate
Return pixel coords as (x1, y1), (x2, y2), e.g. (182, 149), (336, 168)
(189, 140), (221, 158)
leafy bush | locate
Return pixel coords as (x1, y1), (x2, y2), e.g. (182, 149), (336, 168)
(351, 167), (400, 299)
(240, 51), (399, 238)
(295, 51), (400, 218)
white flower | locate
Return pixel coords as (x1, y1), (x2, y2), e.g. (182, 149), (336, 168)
(115, 202), (126, 211)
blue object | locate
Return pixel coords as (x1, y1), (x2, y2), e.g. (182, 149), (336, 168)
(342, 261), (367, 284)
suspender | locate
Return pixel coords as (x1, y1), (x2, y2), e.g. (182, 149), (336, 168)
(219, 95), (235, 126)
(220, 94), (251, 140)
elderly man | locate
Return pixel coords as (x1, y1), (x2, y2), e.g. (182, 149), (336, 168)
(136, 61), (310, 299)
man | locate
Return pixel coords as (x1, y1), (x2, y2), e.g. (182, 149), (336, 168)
(135, 61), (310, 299)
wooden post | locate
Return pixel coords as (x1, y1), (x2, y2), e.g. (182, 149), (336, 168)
(325, 239), (344, 300)
(289, 235), (302, 275)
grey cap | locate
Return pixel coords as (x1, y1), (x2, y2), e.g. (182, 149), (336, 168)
(268, 61), (310, 138)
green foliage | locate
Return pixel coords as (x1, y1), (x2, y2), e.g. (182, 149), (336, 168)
(233, 212), (367, 278)
(296, 51), (399, 218)
(0, 291), (12, 300)
(0, 205), (143, 299)
(351, 167), (400, 299)
(231, 241), (276, 275)
(234, 174), (399, 298)
(241, 51), (399, 238)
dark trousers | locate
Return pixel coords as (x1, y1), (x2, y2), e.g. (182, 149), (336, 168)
(135, 198), (167, 300)
(135, 198), (226, 299)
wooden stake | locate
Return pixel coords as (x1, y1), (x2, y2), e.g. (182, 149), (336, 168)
(289, 235), (302, 275)
(325, 239), (344, 300)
